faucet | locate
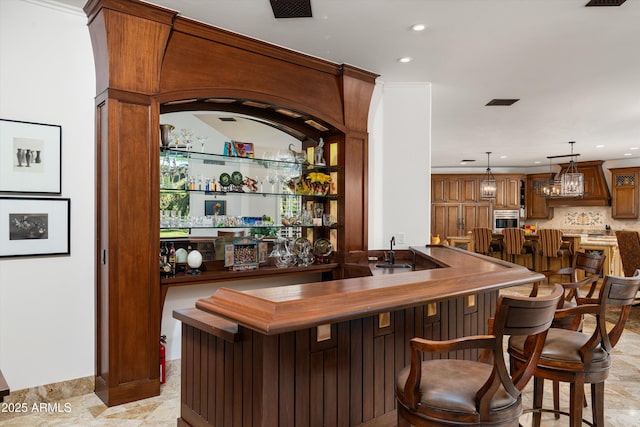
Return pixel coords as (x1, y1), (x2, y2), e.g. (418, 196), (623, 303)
(387, 236), (396, 264)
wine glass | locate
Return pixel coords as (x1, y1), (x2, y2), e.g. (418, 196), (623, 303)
(267, 173), (278, 193)
(197, 136), (208, 153)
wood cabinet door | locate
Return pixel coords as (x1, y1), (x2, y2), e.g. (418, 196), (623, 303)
(432, 203), (462, 239)
(461, 203), (491, 235)
(526, 174), (553, 219)
(432, 175), (462, 202)
(611, 168), (639, 219)
(495, 176), (522, 209)
(459, 177), (479, 202)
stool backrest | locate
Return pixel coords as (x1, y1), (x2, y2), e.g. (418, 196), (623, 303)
(538, 229), (563, 258)
(502, 228), (525, 256)
(615, 230), (640, 277)
(471, 227), (493, 254)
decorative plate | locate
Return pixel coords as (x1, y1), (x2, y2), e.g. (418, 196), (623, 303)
(313, 238), (333, 256)
(231, 171), (244, 186)
(292, 237), (311, 255)
(219, 172), (231, 187)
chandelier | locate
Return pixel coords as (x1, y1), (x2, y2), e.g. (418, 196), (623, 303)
(539, 141), (584, 198)
(480, 152), (497, 199)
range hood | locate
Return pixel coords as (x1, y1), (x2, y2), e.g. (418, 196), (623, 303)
(546, 160), (611, 207)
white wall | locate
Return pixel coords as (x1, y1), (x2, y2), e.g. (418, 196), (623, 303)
(369, 83), (432, 250)
(0, 0), (96, 390)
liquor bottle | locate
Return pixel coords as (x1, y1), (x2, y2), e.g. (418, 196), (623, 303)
(168, 243), (176, 275)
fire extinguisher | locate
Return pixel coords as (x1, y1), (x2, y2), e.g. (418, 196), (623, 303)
(160, 335), (167, 384)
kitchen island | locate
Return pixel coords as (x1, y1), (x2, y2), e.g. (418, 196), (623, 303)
(173, 245), (543, 427)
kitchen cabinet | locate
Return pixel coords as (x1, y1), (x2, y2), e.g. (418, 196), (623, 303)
(495, 175), (523, 209)
(431, 202), (491, 242)
(526, 173), (554, 219)
(610, 167), (640, 219)
(432, 175), (484, 202)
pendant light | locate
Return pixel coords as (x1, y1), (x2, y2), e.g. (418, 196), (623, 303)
(537, 157), (562, 197)
(480, 152), (497, 199)
(541, 141), (584, 199)
(560, 141), (584, 197)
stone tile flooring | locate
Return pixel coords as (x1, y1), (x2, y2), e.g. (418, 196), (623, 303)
(1, 284), (639, 426)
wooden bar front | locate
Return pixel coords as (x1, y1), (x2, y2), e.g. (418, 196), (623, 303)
(173, 246), (544, 426)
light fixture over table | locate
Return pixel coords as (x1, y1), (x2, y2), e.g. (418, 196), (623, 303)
(539, 141), (584, 198)
(480, 152), (497, 199)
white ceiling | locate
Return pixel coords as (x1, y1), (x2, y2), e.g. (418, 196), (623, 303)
(56, 0), (640, 169)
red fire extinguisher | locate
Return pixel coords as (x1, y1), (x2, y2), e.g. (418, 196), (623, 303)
(160, 335), (167, 384)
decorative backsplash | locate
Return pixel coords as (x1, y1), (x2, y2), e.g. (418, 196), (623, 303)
(525, 206), (640, 231)
(564, 210), (604, 227)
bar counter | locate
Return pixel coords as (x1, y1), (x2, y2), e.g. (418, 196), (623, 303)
(174, 245), (544, 427)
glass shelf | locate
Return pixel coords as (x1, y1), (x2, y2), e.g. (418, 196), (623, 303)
(160, 147), (341, 172)
(160, 188), (339, 199)
(160, 225), (337, 230)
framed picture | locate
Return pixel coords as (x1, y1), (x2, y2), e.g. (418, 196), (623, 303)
(204, 200), (226, 216)
(0, 118), (62, 194)
(0, 197), (70, 258)
(232, 141), (255, 158)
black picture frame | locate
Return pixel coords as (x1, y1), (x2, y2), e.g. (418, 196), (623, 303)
(0, 118), (62, 194)
(0, 197), (70, 258)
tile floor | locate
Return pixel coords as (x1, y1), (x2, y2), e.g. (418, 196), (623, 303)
(1, 285), (639, 426)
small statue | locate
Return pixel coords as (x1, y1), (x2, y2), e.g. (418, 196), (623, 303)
(314, 138), (326, 166)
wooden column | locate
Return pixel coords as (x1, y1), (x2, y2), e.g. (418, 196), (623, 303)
(86, 0), (175, 406)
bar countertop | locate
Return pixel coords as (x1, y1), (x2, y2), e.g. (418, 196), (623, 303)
(194, 245), (544, 335)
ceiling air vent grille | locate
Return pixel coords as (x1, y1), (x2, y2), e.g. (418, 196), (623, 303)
(270, 0), (312, 18)
(486, 99), (519, 106)
(585, 0), (626, 6)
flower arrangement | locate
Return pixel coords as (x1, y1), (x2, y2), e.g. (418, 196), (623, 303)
(289, 172), (331, 195)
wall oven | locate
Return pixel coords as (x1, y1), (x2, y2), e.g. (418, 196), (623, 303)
(493, 210), (520, 232)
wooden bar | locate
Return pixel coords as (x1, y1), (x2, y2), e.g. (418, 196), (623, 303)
(174, 245), (543, 426)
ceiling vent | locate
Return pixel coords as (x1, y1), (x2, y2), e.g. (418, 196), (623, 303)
(218, 117), (237, 122)
(486, 99), (519, 106)
(585, 0), (626, 6)
(270, 0), (312, 18)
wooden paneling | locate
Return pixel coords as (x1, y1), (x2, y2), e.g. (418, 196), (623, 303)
(178, 290), (498, 426)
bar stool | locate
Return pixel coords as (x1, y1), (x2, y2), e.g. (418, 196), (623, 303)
(471, 227), (502, 258)
(502, 228), (535, 270)
(509, 273), (640, 427)
(396, 285), (563, 427)
(538, 229), (572, 272)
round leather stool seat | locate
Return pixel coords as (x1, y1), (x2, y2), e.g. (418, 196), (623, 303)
(396, 359), (516, 415)
(510, 328), (608, 366)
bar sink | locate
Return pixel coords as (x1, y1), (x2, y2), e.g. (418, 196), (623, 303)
(375, 263), (414, 269)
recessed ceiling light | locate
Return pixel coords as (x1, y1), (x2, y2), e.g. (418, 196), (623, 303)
(534, 161), (541, 164)
(595, 144), (605, 148)
(500, 155), (507, 159)
(398, 57), (412, 63)
(411, 24), (426, 31)
(624, 153), (633, 156)
(630, 147), (639, 150)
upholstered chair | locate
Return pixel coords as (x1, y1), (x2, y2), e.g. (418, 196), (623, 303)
(509, 273), (640, 427)
(396, 284), (563, 427)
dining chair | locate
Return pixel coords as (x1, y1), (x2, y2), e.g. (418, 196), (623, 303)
(537, 228), (573, 271)
(396, 284), (563, 427)
(509, 273), (640, 427)
(502, 228), (535, 270)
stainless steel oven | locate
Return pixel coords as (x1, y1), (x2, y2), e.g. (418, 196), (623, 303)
(493, 210), (520, 232)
